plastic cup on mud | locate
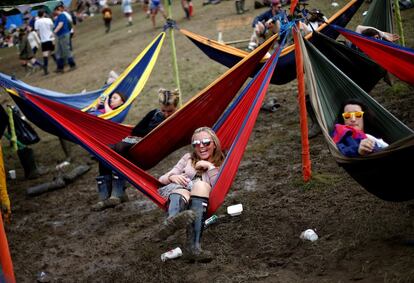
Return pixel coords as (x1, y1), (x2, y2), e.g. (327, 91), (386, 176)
(300, 229), (318, 242)
(227, 204), (243, 216)
(56, 161), (70, 171)
(8, 170), (16, 179)
(161, 247), (183, 262)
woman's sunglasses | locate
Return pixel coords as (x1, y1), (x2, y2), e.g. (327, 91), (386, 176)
(342, 111), (364, 120)
(192, 138), (212, 148)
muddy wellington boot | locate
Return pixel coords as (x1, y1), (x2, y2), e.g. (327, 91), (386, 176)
(91, 175), (112, 211)
(235, 0), (243, 14)
(104, 173), (128, 207)
(185, 196), (213, 263)
(17, 147), (40, 179)
(158, 193), (195, 240)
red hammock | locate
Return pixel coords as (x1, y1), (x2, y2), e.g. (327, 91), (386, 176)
(20, 34), (281, 214)
(333, 25), (414, 85)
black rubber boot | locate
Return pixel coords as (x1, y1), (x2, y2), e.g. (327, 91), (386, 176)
(91, 175), (112, 211)
(17, 147), (39, 179)
(105, 173), (128, 207)
(184, 7), (190, 19)
(235, 0), (243, 14)
(158, 193), (195, 240)
(240, 0), (248, 12)
(185, 196), (213, 262)
(306, 95), (321, 139)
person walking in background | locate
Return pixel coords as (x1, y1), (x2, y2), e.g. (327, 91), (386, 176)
(53, 3), (76, 73)
(18, 29), (38, 74)
(62, 8), (76, 51)
(26, 26), (43, 68)
(181, 0), (193, 20)
(122, 0), (133, 26)
(101, 5), (113, 33)
(149, 0), (167, 28)
(34, 9), (56, 75)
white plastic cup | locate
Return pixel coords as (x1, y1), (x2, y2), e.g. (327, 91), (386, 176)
(56, 161), (70, 171)
(227, 204), (243, 216)
(161, 247), (183, 262)
(300, 229), (318, 242)
(8, 170), (16, 179)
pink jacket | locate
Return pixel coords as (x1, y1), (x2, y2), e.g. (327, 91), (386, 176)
(158, 153), (220, 187)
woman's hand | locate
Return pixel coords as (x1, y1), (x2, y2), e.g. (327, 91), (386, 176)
(358, 138), (375, 155)
(382, 32), (400, 42)
(169, 174), (190, 186)
(195, 160), (215, 171)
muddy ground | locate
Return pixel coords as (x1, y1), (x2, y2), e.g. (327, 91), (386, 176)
(1, 0), (414, 282)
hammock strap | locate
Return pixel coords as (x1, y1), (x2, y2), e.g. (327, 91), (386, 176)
(293, 25), (311, 181)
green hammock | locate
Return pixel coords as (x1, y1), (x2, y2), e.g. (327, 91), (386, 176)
(297, 33), (414, 201)
(362, 0), (393, 33)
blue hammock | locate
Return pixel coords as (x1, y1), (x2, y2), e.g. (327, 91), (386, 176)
(0, 32), (165, 123)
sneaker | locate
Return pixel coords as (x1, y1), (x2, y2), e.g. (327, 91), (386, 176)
(68, 65), (77, 72)
(54, 69), (64, 74)
(158, 210), (196, 240)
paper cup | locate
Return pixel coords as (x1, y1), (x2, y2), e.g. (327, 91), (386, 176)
(8, 170), (16, 179)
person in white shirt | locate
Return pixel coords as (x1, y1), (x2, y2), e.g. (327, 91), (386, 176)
(34, 9), (56, 75)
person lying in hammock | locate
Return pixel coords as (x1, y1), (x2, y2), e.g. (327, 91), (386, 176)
(92, 88), (180, 211)
(356, 25), (400, 42)
(332, 99), (388, 157)
(299, 8), (328, 35)
(157, 126), (225, 262)
(88, 91), (126, 114)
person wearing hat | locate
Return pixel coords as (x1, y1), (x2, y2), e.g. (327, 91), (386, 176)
(53, 3), (76, 73)
(247, 0), (285, 51)
(299, 8), (328, 35)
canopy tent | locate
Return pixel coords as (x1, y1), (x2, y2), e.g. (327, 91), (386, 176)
(0, 0), (72, 29)
(2, 32), (165, 125)
(0, 7), (24, 30)
(333, 25), (414, 86)
(12, 35), (281, 214)
(30, 0), (67, 15)
(297, 30), (414, 201)
(179, 0), (364, 85)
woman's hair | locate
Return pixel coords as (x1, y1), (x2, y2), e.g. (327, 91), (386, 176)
(360, 28), (389, 41)
(335, 98), (378, 134)
(191, 127), (225, 167)
(110, 91), (126, 109)
(158, 88), (180, 107)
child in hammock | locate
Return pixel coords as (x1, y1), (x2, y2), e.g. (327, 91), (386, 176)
(332, 98), (388, 157)
(156, 127), (225, 262)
